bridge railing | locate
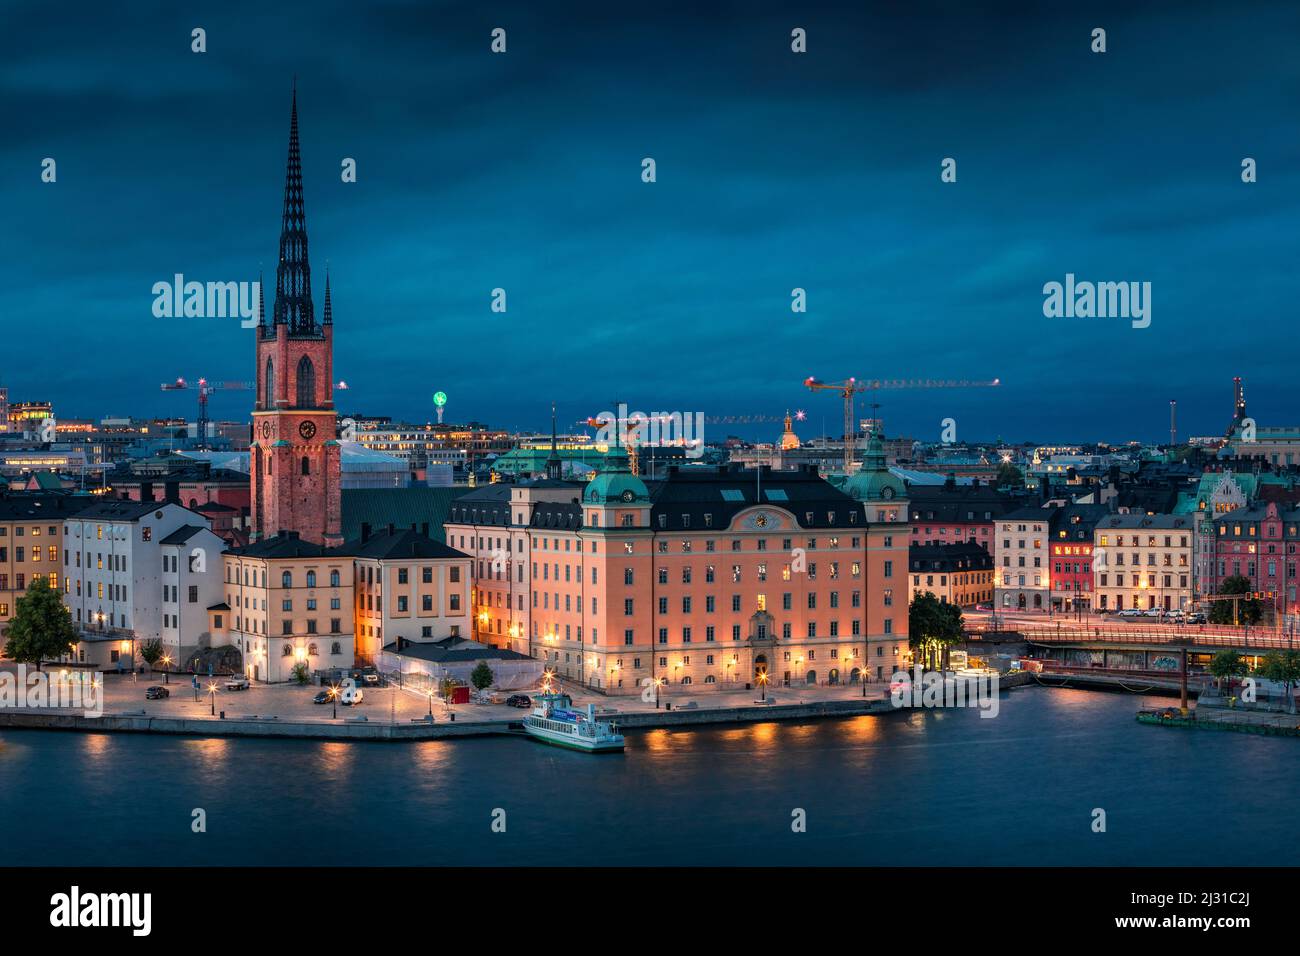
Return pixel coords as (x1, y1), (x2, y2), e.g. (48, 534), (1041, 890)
(970, 624), (1299, 652)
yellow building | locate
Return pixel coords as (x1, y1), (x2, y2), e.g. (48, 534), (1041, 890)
(349, 527), (471, 661)
(909, 542), (995, 608)
(222, 531), (355, 683)
(0, 493), (91, 626)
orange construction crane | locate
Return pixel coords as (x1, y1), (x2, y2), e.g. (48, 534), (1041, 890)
(803, 376), (1001, 472)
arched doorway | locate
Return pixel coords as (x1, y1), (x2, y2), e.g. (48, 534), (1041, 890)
(805, 670), (817, 685)
(754, 654), (768, 682)
(828, 668), (840, 686)
(1017, 594), (1026, 610)
(849, 667), (861, 684)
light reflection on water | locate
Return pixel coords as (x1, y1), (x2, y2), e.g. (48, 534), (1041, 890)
(0, 688), (1294, 866)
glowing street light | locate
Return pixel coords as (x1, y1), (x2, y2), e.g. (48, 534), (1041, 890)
(160, 654), (173, 684)
(329, 682), (341, 719)
(757, 670), (770, 701)
(207, 681), (218, 716)
(654, 676), (666, 709)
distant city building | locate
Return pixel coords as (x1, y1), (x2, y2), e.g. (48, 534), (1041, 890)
(0, 492), (95, 626)
(62, 499), (213, 669)
(909, 541), (994, 607)
(994, 505), (1052, 610)
(1093, 514), (1194, 612)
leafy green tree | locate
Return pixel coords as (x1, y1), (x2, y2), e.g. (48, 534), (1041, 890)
(1208, 576), (1262, 626)
(996, 462), (1024, 489)
(439, 675), (458, 700)
(3, 577), (77, 671)
(1258, 652), (1300, 715)
(139, 638), (164, 675)
(469, 661), (494, 691)
(289, 661), (311, 684)
(1207, 649), (1247, 692)
(908, 592), (964, 671)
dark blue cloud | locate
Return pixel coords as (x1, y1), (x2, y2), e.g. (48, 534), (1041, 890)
(0, 0), (1296, 443)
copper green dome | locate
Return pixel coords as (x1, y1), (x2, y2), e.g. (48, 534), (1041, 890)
(845, 430), (907, 502)
(583, 443), (650, 504)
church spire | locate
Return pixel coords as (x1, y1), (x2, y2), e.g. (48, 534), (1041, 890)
(257, 270), (266, 327)
(272, 84), (316, 334)
(545, 401), (562, 479)
(322, 266), (332, 325)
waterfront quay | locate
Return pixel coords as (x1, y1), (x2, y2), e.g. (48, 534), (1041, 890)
(0, 663), (934, 741)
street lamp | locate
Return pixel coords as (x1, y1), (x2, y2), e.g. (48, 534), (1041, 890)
(654, 676), (665, 709)
(329, 682), (340, 719)
(160, 654), (172, 684)
(207, 681), (218, 716)
(757, 670), (770, 701)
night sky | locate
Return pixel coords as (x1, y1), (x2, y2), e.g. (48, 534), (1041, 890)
(2, 0), (1297, 444)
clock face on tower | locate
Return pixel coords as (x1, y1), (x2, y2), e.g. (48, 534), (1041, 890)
(298, 420), (317, 440)
(260, 420), (273, 440)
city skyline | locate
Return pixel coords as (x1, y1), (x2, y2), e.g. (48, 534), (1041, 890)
(3, 0), (1298, 442)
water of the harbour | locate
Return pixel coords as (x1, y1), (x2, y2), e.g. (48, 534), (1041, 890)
(2, 687), (1295, 866)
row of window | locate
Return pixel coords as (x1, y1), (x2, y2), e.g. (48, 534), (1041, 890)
(0, 546), (58, 562)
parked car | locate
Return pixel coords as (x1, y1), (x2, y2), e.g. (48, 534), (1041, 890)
(506, 694), (532, 708)
(145, 686), (169, 700)
(312, 690), (332, 705)
(1118, 608), (1144, 618)
(975, 603), (993, 611)
(225, 677), (249, 691)
(362, 673), (380, 685)
(1143, 608), (1163, 618)
(1185, 612), (1207, 624)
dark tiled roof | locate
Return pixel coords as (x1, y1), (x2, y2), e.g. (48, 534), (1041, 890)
(340, 528), (468, 560)
(1049, 503), (1111, 540)
(341, 486), (474, 543)
(0, 492), (97, 522)
(908, 541), (994, 572)
(159, 524), (208, 546)
(647, 464), (865, 531)
(226, 530), (340, 559)
(907, 484), (1020, 523)
(68, 499), (194, 522)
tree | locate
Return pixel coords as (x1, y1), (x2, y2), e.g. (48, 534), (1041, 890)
(1207, 649), (1247, 692)
(469, 661), (495, 691)
(996, 462), (1024, 489)
(289, 661), (311, 685)
(3, 577), (77, 671)
(1208, 576), (1262, 626)
(908, 592), (964, 671)
(139, 638), (164, 675)
(1258, 652), (1300, 715)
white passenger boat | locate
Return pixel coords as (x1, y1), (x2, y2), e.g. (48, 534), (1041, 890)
(522, 693), (625, 753)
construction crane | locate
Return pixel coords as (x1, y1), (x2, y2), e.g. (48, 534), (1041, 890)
(803, 376), (1002, 472)
(160, 377), (253, 450)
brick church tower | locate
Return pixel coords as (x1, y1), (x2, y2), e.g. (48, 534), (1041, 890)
(250, 87), (343, 546)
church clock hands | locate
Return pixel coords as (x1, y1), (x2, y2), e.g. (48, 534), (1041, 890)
(298, 420), (317, 440)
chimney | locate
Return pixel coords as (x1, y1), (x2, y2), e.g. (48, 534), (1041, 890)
(945, 472), (956, 489)
(361, 523), (371, 542)
(164, 480), (180, 504)
(140, 480), (153, 502)
(421, 522), (429, 536)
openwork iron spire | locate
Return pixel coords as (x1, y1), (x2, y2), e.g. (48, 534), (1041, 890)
(272, 84), (316, 333)
(322, 266), (332, 325)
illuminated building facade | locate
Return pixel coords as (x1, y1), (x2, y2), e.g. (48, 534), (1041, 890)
(1093, 514), (1193, 612)
(445, 431), (911, 694)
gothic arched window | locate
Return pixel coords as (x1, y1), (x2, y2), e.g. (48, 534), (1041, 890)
(301, 456), (310, 476)
(264, 358), (274, 406)
(296, 356), (315, 408)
